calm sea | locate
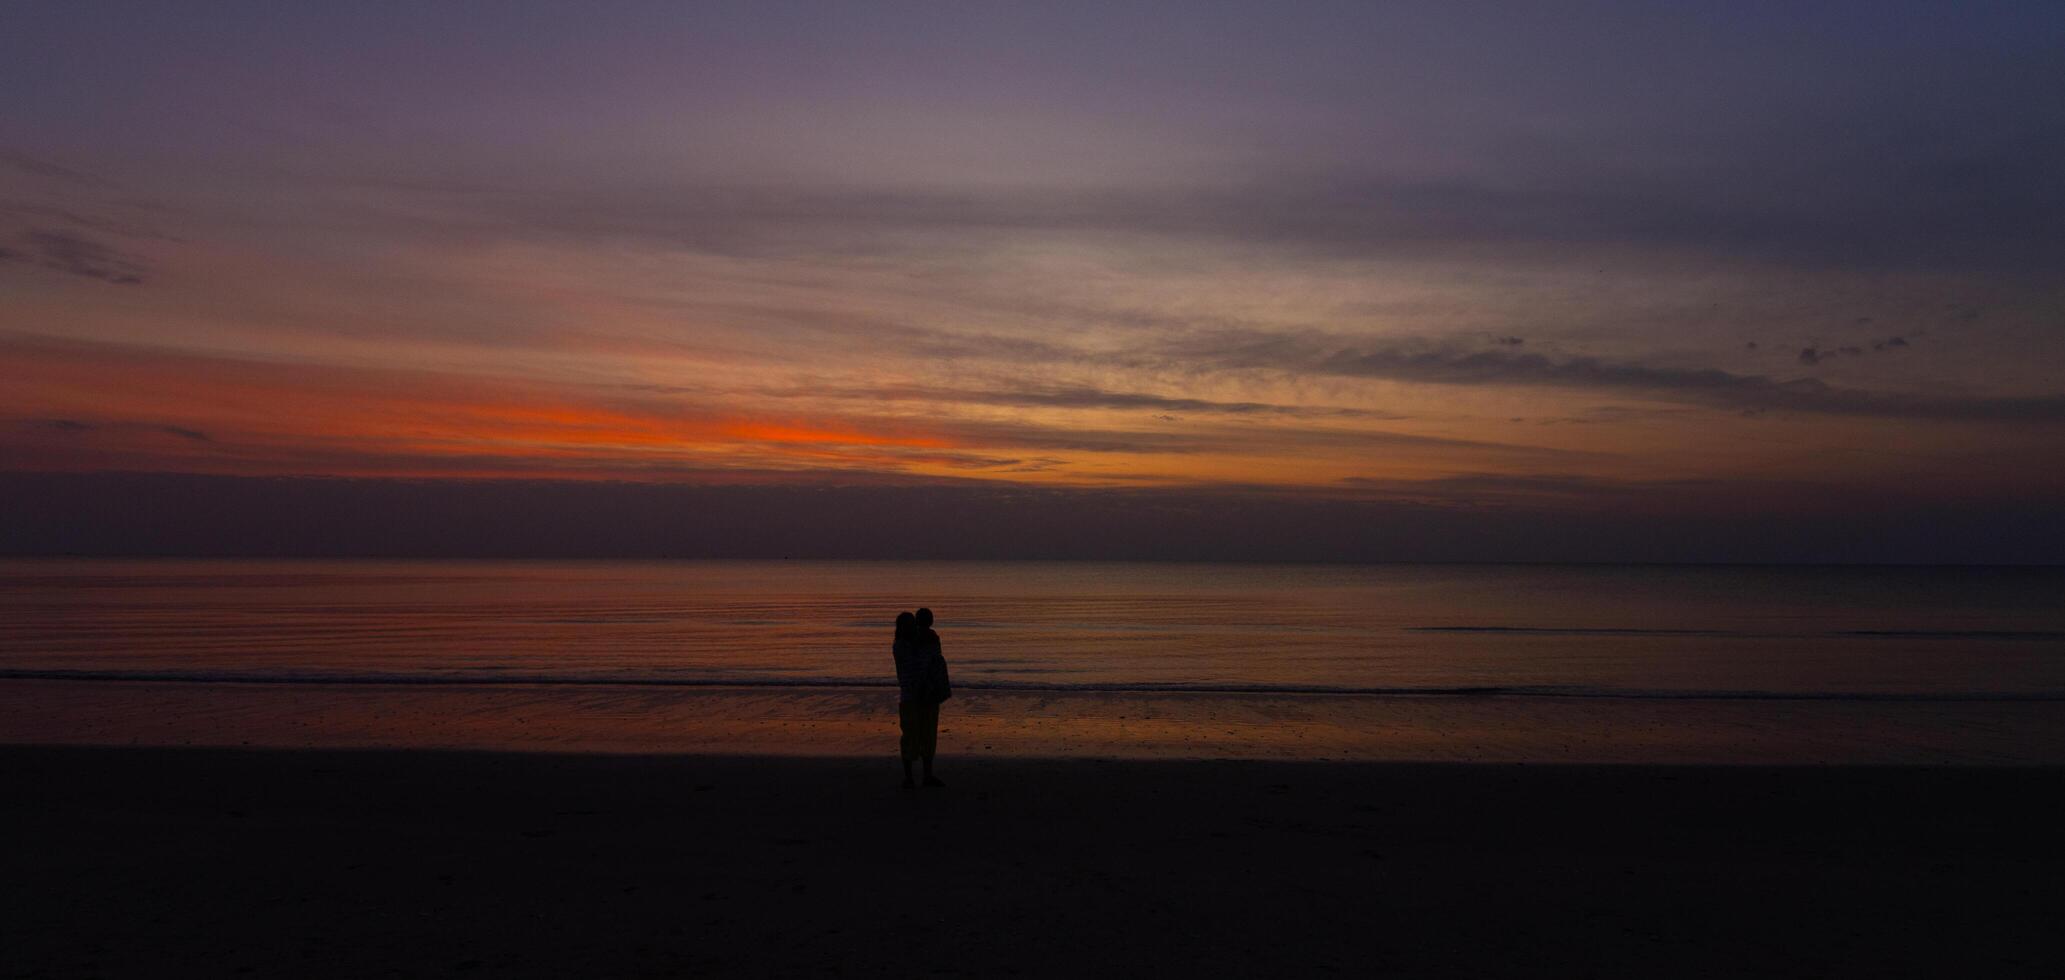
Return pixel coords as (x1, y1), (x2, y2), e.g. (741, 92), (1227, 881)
(6, 559), (2063, 695)
(4, 560), (2062, 761)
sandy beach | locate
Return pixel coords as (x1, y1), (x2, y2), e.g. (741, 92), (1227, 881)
(5, 745), (2061, 978)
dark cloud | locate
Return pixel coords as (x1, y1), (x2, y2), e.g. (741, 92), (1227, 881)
(0, 150), (111, 187)
(741, 381), (1408, 421)
(1338, 472), (1736, 509)
(1800, 336), (1912, 366)
(362, 159), (2065, 273)
(1189, 336), (2065, 423)
(654, 303), (1084, 364)
(926, 414), (1536, 459)
(1524, 406), (1693, 426)
(1, 229), (146, 284)
(877, 449), (1030, 471)
(0, 202), (185, 244)
(6, 471), (2061, 564)
(23, 418), (211, 442)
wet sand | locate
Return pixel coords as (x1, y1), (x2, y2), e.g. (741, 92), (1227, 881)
(5, 746), (2061, 978)
(8, 678), (2065, 764)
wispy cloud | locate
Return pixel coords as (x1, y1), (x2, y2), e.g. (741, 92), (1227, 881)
(1182, 335), (2065, 423)
(1, 333), (1592, 486)
(1798, 335), (1911, 366)
(316, 161), (2065, 274)
(0, 150), (112, 188)
(0, 228), (147, 284)
(22, 418), (212, 442)
(732, 380), (1408, 420)
(1338, 471), (1742, 510)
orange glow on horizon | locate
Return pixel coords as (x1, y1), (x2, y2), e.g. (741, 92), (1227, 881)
(0, 336), (988, 481)
(13, 331), (1982, 500)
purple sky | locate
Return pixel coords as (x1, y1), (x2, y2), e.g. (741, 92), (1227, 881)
(3, 2), (2063, 559)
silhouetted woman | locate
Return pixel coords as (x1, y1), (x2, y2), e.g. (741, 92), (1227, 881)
(892, 608), (950, 788)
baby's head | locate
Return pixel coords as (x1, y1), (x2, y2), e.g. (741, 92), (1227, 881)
(915, 607), (934, 629)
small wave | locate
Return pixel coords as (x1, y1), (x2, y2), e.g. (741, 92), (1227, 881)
(1414, 626), (2065, 641)
(1412, 626), (1736, 637)
(525, 617), (674, 625)
(1835, 630), (2065, 640)
(3, 668), (2060, 702)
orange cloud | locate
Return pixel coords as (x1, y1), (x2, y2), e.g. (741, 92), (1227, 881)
(0, 335), (976, 481)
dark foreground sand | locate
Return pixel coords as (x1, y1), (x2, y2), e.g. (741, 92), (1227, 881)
(4, 748), (2061, 979)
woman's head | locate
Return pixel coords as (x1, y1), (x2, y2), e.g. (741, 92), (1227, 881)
(894, 610), (916, 640)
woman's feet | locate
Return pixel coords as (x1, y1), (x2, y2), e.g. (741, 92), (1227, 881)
(903, 757), (941, 789)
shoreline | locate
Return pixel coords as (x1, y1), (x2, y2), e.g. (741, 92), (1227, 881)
(6, 745), (2062, 977)
(10, 669), (2065, 701)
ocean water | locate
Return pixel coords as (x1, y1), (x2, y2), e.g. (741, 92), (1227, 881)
(4, 560), (2063, 761)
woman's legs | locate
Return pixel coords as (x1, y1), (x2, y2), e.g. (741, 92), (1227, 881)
(898, 700), (944, 787)
(898, 700), (922, 788)
(921, 702), (944, 786)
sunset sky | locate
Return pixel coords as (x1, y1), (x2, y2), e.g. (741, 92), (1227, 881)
(5, 2), (2063, 559)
